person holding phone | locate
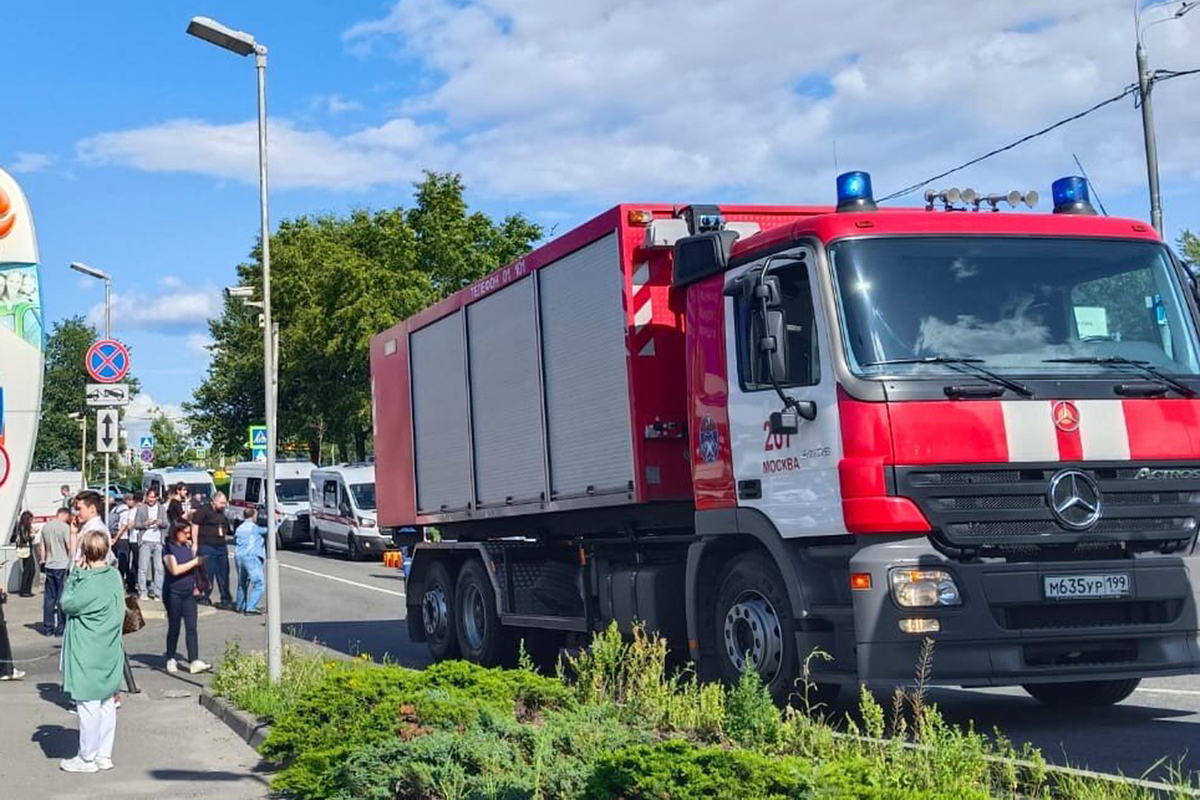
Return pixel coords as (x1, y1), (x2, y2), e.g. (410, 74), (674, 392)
(162, 520), (210, 675)
(134, 489), (166, 600)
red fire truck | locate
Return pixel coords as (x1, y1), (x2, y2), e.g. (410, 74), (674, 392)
(370, 174), (1200, 705)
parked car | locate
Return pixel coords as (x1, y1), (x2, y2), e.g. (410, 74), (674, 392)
(309, 464), (386, 560)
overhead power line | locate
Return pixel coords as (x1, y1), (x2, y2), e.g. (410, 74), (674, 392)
(879, 68), (1200, 203)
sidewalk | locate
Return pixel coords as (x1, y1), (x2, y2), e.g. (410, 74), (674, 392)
(0, 589), (270, 799)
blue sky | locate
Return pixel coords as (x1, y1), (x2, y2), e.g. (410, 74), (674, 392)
(4, 1), (1200, 436)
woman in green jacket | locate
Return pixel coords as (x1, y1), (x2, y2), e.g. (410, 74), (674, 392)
(59, 526), (125, 774)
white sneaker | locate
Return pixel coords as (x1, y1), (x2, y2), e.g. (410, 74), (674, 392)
(95, 757), (114, 771)
(0, 669), (25, 681)
(166, 658), (178, 674)
(60, 756), (98, 773)
(189, 660), (211, 675)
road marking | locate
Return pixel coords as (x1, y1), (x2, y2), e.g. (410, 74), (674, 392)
(1134, 686), (1200, 698)
(279, 562), (405, 598)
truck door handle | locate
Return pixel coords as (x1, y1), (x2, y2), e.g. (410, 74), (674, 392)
(738, 480), (761, 500)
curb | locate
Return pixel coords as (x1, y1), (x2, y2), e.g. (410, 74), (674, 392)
(199, 688), (271, 750)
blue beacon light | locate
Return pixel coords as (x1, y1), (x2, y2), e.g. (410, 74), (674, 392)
(1051, 176), (1096, 215)
(836, 170), (877, 212)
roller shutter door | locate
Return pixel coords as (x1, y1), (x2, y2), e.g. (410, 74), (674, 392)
(539, 232), (634, 497)
(411, 312), (472, 513)
(468, 276), (546, 505)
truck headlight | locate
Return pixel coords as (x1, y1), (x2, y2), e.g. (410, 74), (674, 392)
(360, 518), (376, 528)
(889, 568), (961, 608)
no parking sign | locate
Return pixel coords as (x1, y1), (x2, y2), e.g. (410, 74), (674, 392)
(85, 339), (130, 384)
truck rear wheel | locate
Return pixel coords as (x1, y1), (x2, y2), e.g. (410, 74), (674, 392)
(1022, 678), (1140, 707)
(455, 559), (514, 667)
(713, 551), (800, 705)
(423, 561), (459, 660)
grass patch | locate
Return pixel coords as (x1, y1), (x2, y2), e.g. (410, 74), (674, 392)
(215, 625), (1198, 799)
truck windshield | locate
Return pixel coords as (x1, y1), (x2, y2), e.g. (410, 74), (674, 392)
(349, 483), (376, 511)
(275, 479), (308, 503)
(829, 237), (1200, 378)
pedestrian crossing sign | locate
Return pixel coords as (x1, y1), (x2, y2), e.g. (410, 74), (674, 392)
(251, 446), (267, 461)
(248, 424), (267, 449)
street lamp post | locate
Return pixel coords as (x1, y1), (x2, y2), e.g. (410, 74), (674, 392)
(70, 261), (112, 502)
(1134, 0), (1198, 236)
(188, 16), (282, 682)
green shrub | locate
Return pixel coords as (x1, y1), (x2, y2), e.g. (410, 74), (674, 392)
(262, 657), (573, 799)
(585, 739), (814, 800)
(724, 662), (783, 749)
(334, 703), (652, 800)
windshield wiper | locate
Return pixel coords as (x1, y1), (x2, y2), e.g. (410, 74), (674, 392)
(1041, 356), (1197, 398)
(861, 356), (1034, 398)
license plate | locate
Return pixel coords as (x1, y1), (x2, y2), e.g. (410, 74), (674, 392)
(1043, 573), (1131, 600)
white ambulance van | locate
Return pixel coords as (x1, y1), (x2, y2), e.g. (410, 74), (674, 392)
(141, 467), (217, 505)
(308, 463), (386, 560)
(226, 458), (315, 547)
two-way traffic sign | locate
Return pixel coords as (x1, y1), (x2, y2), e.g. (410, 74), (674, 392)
(96, 408), (120, 454)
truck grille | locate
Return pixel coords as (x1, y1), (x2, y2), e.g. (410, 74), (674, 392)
(996, 600), (1183, 631)
(897, 463), (1200, 548)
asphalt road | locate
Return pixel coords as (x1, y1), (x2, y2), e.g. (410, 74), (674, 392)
(270, 545), (1200, 781)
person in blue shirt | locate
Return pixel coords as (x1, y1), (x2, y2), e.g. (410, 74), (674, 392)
(233, 508), (267, 615)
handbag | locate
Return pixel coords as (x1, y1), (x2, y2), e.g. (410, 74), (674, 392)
(14, 546), (30, 560)
(193, 562), (212, 598)
(123, 594), (145, 635)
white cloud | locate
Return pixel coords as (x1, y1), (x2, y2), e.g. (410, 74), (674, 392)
(87, 276), (221, 332)
(77, 117), (449, 192)
(186, 332), (215, 358)
(74, 1), (1200, 206)
(10, 151), (55, 174)
(312, 94), (363, 114)
(124, 392), (186, 424)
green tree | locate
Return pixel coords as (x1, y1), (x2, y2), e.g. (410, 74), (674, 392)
(186, 172), (541, 462)
(150, 414), (191, 467)
(1178, 230), (1200, 264)
(33, 316), (141, 473)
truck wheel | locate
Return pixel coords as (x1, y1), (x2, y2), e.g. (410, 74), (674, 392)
(455, 559), (514, 667)
(713, 551), (802, 705)
(424, 561), (459, 661)
(1022, 678), (1141, 707)
(314, 526), (326, 556)
(347, 534), (360, 561)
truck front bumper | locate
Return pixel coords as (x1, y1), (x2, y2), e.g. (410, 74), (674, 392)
(849, 536), (1200, 687)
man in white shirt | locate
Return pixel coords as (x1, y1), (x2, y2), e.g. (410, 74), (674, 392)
(111, 494), (137, 593)
(74, 491), (111, 566)
(134, 489), (167, 600)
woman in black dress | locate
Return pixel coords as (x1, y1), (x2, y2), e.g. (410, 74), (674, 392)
(12, 511), (36, 598)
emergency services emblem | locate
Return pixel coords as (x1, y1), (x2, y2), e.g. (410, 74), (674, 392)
(1052, 400), (1080, 433)
(699, 415), (719, 463)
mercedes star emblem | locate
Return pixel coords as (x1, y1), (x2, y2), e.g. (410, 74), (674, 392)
(1047, 469), (1103, 530)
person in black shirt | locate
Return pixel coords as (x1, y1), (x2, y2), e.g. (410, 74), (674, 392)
(166, 483), (188, 528)
(192, 493), (233, 609)
(161, 520), (209, 675)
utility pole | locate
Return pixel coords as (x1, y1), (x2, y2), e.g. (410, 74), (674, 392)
(188, 15), (282, 682)
(1136, 41), (1163, 236)
(1134, 0), (1199, 236)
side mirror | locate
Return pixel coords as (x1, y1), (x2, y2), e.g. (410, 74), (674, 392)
(758, 307), (790, 385)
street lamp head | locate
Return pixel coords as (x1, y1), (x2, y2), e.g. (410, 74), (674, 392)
(69, 261), (111, 281)
(186, 16), (261, 57)
(1177, 1), (1199, 17)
